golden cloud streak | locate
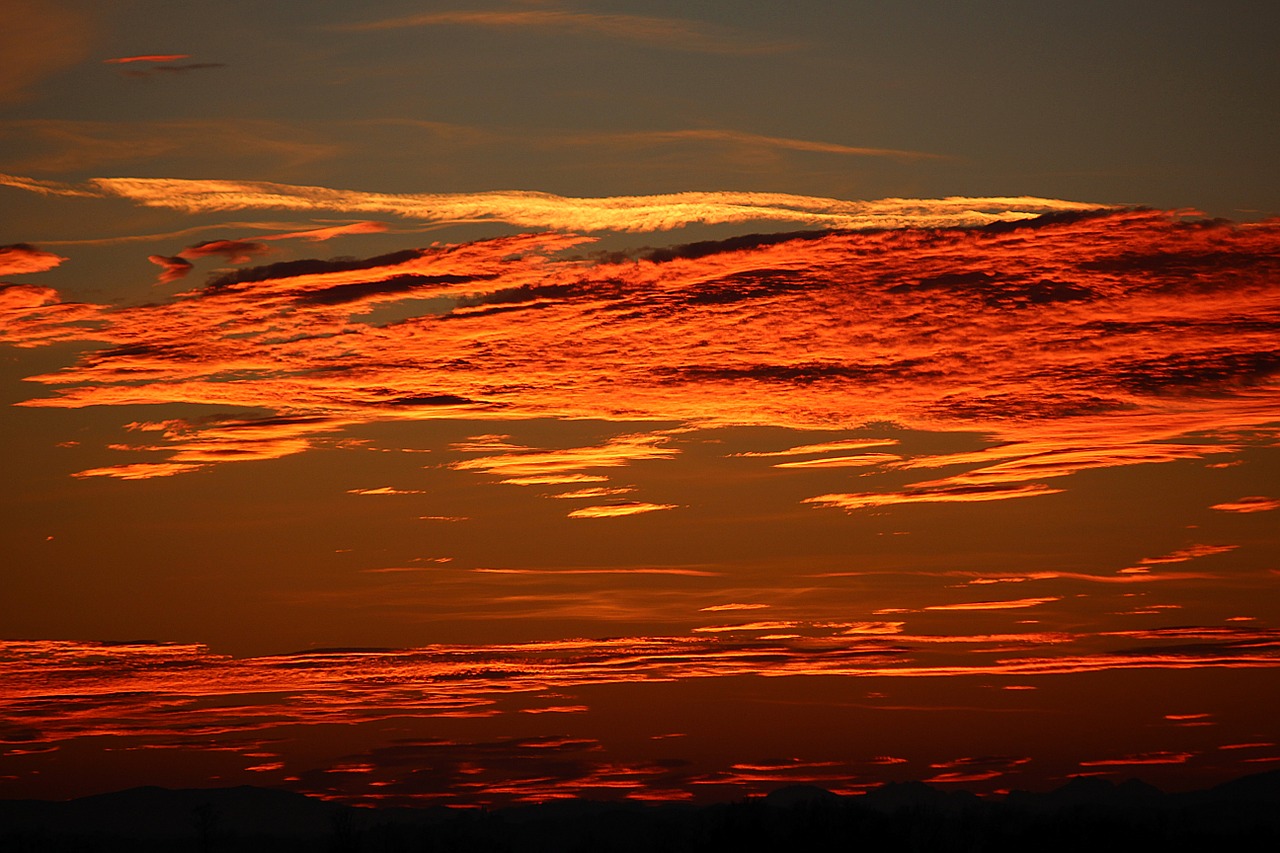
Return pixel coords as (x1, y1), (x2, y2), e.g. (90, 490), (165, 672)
(2, 172), (1108, 231)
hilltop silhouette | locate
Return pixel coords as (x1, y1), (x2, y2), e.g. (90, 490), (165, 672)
(2, 770), (1278, 852)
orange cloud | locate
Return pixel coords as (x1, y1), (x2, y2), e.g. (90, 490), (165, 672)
(732, 438), (900, 457)
(924, 597), (1062, 612)
(547, 486), (637, 499)
(1079, 751), (1196, 767)
(692, 621), (800, 633)
(3, 173), (1107, 231)
(562, 128), (946, 162)
(450, 433), (676, 481)
(471, 567), (720, 577)
(147, 254), (193, 284)
(260, 221), (389, 242)
(3, 207), (1275, 506)
(103, 54), (192, 64)
(1129, 543), (1237, 569)
(925, 770), (1004, 783)
(772, 452), (902, 469)
(2, 624), (1277, 782)
(566, 501), (680, 519)
(0, 244), (66, 276)
(1211, 496), (1280, 513)
(805, 484), (1063, 511)
(177, 239), (270, 264)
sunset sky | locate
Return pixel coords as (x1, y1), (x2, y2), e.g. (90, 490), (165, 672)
(2, 1), (1279, 806)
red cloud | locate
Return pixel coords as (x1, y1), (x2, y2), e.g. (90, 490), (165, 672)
(147, 254), (193, 284)
(1211, 496), (1280, 513)
(0, 244), (66, 276)
(177, 239), (270, 264)
(2, 209), (1275, 499)
(103, 54), (192, 64)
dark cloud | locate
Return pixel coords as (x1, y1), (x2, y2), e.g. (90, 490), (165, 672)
(297, 273), (493, 306)
(205, 249), (425, 289)
(889, 271), (1096, 308)
(147, 254), (193, 284)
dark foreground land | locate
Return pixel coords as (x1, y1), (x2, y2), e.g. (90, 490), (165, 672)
(2, 771), (1278, 852)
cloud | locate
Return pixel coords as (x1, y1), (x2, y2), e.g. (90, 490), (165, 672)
(336, 8), (798, 55)
(732, 438), (899, 458)
(260, 221), (389, 242)
(566, 501), (680, 519)
(560, 128), (946, 162)
(692, 621), (800, 634)
(0, 121), (339, 173)
(0, 244), (65, 276)
(346, 487), (426, 496)
(64, 415), (349, 479)
(1211, 496), (1280, 513)
(147, 239), (271, 283)
(0, 283), (59, 310)
(103, 54), (192, 64)
(71, 462), (204, 480)
(5, 625), (1275, 787)
(4, 206), (1276, 502)
(772, 452), (902, 469)
(805, 484), (1063, 511)
(1127, 543), (1236, 570)
(1, 172), (1109, 231)
(1078, 751), (1196, 767)
(449, 434), (678, 513)
(472, 567), (719, 577)
(146, 254), (193, 284)
(547, 486), (636, 499)
(177, 239), (271, 264)
(923, 597), (1062, 612)
(924, 770), (1004, 783)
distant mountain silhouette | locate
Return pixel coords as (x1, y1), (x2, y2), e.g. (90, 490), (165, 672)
(3, 770), (1279, 852)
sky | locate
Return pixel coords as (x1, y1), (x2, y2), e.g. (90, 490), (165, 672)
(2, 0), (1279, 806)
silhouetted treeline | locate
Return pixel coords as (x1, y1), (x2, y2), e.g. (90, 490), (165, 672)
(2, 771), (1278, 852)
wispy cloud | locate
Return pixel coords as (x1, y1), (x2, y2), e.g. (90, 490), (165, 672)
(923, 597), (1062, 612)
(0, 172), (1108, 231)
(103, 54), (192, 64)
(560, 128), (947, 162)
(336, 8), (798, 55)
(4, 624), (1277, 793)
(450, 433), (677, 482)
(0, 121), (338, 173)
(566, 501), (679, 519)
(1211, 496), (1280, 513)
(806, 484), (1063, 511)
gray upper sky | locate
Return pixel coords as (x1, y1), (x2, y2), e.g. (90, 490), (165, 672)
(3, 0), (1277, 220)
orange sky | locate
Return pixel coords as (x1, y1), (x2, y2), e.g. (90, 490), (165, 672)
(2, 0), (1278, 807)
